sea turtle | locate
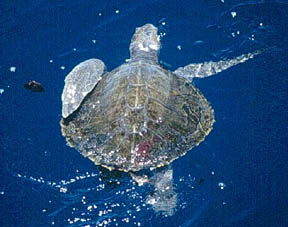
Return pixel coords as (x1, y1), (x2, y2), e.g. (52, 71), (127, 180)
(60, 24), (261, 213)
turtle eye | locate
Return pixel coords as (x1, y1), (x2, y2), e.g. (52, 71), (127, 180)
(145, 31), (153, 36)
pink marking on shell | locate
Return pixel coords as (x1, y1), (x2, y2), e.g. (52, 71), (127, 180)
(137, 141), (152, 159)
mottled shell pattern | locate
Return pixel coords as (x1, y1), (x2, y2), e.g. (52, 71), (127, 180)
(60, 24), (214, 172)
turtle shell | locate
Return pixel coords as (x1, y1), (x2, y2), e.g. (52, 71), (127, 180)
(60, 61), (214, 172)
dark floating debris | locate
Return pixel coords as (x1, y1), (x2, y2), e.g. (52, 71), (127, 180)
(197, 178), (205, 185)
(24, 80), (44, 92)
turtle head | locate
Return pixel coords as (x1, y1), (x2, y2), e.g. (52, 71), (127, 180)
(129, 24), (160, 63)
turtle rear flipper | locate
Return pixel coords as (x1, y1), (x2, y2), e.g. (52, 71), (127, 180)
(62, 58), (106, 118)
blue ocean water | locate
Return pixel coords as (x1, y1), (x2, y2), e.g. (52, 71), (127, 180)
(1, 0), (287, 226)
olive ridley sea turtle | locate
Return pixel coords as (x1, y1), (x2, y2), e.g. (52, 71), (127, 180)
(60, 24), (262, 214)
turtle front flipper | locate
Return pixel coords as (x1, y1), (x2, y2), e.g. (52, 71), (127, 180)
(61, 58), (106, 118)
(174, 49), (263, 80)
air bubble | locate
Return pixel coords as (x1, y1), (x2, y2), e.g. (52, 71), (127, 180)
(218, 182), (226, 189)
(231, 11), (237, 18)
(10, 66), (16, 72)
